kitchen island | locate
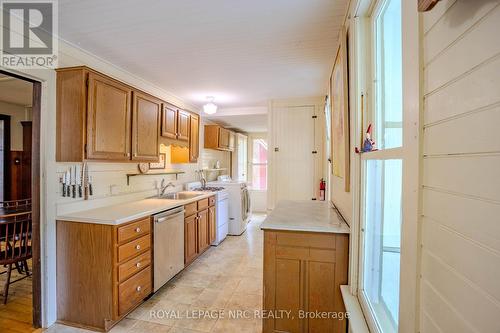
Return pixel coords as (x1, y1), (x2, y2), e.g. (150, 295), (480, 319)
(261, 200), (350, 333)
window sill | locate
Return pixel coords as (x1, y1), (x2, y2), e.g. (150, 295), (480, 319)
(340, 285), (370, 333)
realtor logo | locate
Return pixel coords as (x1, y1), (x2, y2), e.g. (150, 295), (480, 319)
(1, 0), (58, 68)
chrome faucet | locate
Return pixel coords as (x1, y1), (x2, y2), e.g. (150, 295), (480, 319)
(199, 170), (207, 189)
(160, 179), (175, 196)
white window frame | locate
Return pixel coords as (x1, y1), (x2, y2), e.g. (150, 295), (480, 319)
(351, 0), (421, 332)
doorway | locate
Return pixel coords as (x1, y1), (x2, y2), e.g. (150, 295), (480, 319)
(272, 105), (315, 202)
(0, 70), (42, 330)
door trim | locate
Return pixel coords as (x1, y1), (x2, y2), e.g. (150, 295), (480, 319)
(0, 114), (11, 201)
(0, 70), (42, 328)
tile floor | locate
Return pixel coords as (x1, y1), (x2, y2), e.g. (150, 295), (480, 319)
(45, 214), (266, 333)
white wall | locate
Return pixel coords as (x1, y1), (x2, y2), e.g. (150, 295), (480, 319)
(0, 101), (32, 151)
(420, 1), (500, 332)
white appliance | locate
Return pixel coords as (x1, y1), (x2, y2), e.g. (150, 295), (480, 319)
(209, 175), (251, 236)
(185, 182), (229, 245)
(153, 206), (185, 292)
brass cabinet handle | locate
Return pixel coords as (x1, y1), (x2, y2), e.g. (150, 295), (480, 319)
(135, 227), (141, 233)
(135, 244), (141, 250)
(136, 262), (141, 268)
(136, 286), (142, 292)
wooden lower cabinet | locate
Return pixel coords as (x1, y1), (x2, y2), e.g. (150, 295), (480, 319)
(184, 196), (216, 266)
(57, 217), (153, 331)
(197, 209), (210, 253)
(208, 205), (216, 245)
(263, 230), (349, 333)
(184, 214), (198, 265)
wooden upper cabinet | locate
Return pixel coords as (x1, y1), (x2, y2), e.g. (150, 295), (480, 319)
(56, 68), (87, 162)
(87, 72), (132, 161)
(228, 131), (235, 151)
(219, 128), (230, 148)
(161, 104), (178, 139)
(131, 91), (161, 161)
(177, 110), (190, 141)
(189, 113), (200, 163)
(56, 66), (162, 163)
(204, 125), (235, 151)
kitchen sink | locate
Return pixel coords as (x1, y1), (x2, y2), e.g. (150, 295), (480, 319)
(155, 192), (204, 200)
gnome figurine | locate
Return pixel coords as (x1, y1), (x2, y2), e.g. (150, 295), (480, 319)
(362, 124), (376, 152)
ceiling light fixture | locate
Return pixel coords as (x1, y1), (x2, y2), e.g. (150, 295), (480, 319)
(203, 96), (217, 115)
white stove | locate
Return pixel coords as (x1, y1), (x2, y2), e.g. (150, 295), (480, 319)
(185, 182), (229, 245)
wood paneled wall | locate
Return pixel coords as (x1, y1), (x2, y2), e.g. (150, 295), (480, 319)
(421, 1), (500, 332)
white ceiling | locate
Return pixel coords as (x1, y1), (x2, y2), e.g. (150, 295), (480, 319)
(206, 107), (268, 133)
(0, 74), (33, 106)
(58, 0), (348, 109)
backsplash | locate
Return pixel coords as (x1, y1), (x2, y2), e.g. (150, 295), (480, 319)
(56, 142), (230, 216)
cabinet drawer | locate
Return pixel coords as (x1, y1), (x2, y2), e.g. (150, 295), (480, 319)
(276, 231), (335, 250)
(117, 218), (150, 244)
(185, 202), (197, 217)
(118, 234), (150, 263)
(118, 251), (151, 283)
(197, 198), (209, 211)
(118, 266), (152, 316)
(209, 196), (216, 207)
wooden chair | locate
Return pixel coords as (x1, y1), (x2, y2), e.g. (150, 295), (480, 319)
(0, 212), (32, 304)
(0, 198), (32, 211)
(0, 199), (32, 275)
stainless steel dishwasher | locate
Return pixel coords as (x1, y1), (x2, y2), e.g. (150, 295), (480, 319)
(153, 206), (185, 292)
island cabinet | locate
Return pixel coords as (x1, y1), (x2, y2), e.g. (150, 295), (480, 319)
(263, 230), (349, 333)
(57, 217), (153, 331)
(184, 196), (216, 266)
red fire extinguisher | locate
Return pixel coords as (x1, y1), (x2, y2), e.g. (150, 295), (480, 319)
(319, 178), (326, 201)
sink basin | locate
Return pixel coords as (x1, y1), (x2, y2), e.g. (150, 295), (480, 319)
(155, 192), (203, 200)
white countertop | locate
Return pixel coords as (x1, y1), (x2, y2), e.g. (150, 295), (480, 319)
(260, 200), (350, 234)
(56, 192), (215, 225)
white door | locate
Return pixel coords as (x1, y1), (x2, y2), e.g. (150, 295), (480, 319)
(273, 106), (315, 203)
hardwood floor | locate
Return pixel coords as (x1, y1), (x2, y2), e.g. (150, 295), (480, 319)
(0, 260), (39, 333)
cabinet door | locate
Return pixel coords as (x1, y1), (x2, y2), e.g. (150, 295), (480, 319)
(228, 131), (235, 151)
(131, 91), (161, 161)
(208, 205), (216, 245)
(177, 110), (190, 141)
(162, 104), (177, 139)
(197, 209), (209, 253)
(184, 215), (198, 265)
(87, 72), (132, 161)
(218, 128), (229, 148)
(189, 113), (199, 162)
(263, 231), (348, 333)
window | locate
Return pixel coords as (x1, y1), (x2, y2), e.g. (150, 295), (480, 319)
(359, 0), (403, 332)
(236, 135), (248, 182)
(251, 138), (267, 190)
